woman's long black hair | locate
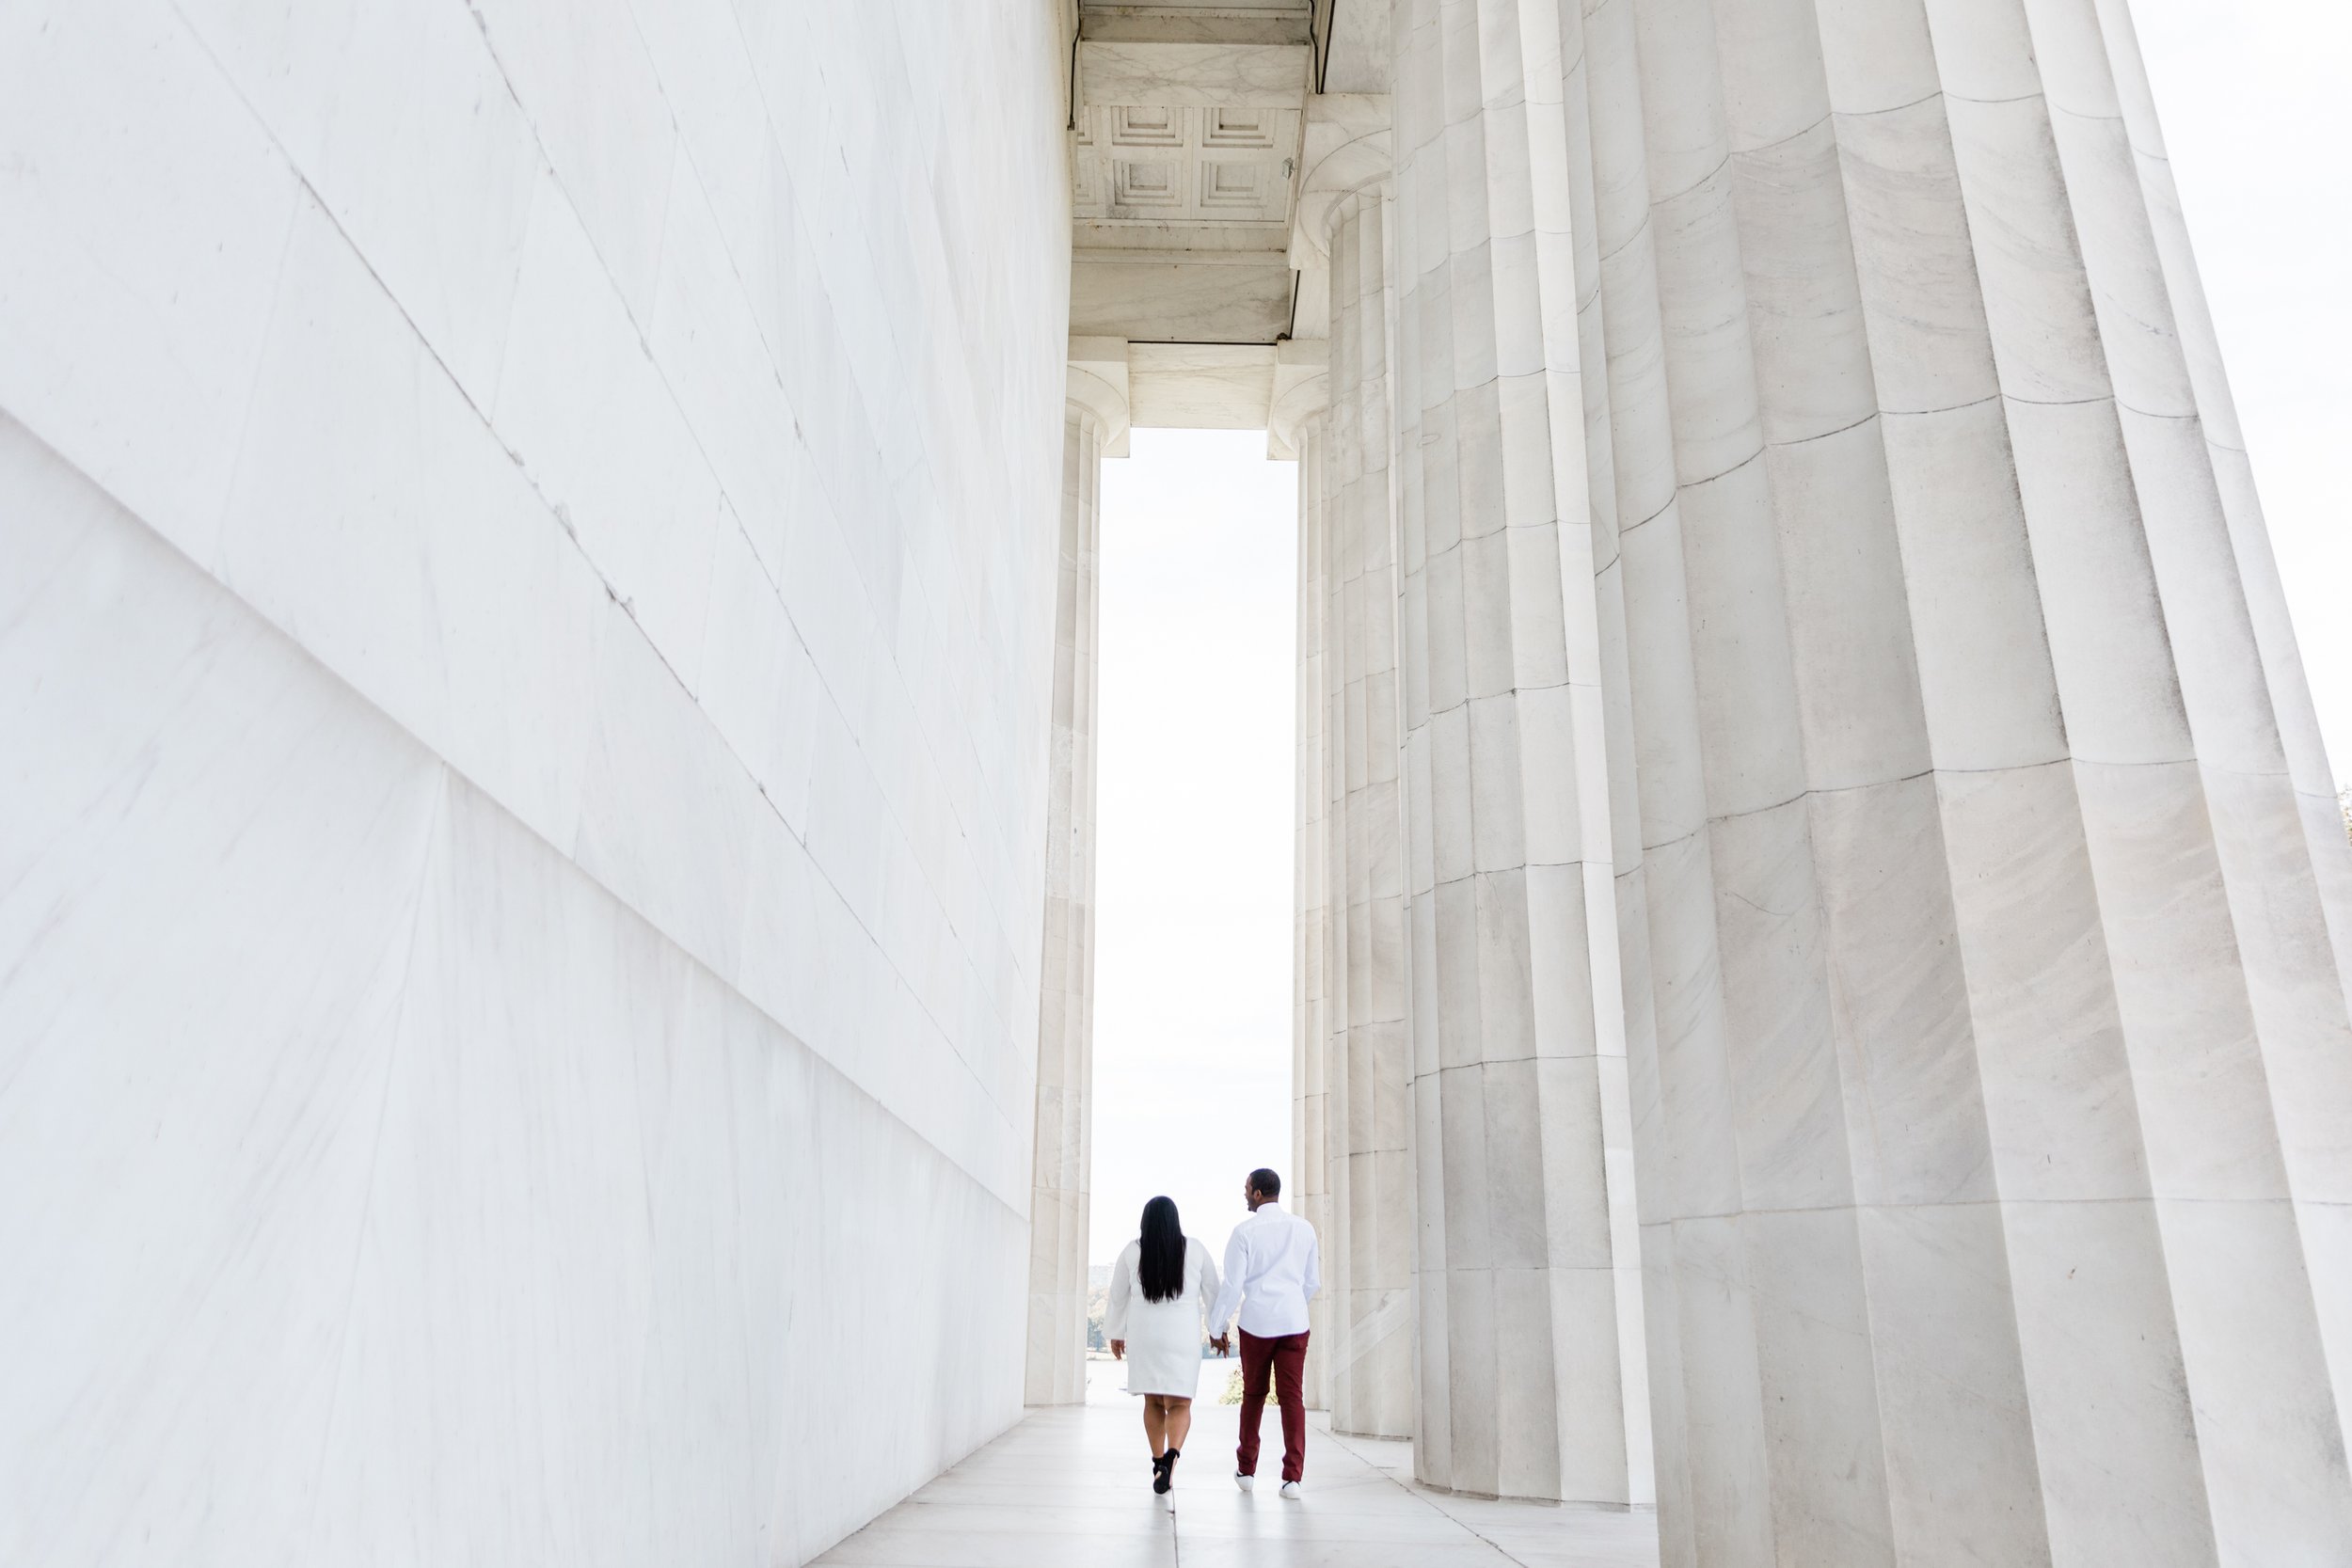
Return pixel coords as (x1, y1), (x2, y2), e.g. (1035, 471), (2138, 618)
(1138, 1196), (1186, 1303)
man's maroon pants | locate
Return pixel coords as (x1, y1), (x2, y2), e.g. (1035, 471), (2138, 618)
(1235, 1328), (1311, 1483)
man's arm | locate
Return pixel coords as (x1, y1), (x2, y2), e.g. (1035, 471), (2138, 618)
(1205, 1224), (1248, 1338)
(1303, 1223), (1321, 1305)
(1195, 1243), (1221, 1344)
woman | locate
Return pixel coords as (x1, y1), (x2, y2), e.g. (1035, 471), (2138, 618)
(1105, 1196), (1221, 1499)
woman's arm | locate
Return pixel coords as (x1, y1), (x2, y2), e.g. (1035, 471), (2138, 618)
(1193, 1239), (1221, 1333)
(1106, 1240), (1136, 1347)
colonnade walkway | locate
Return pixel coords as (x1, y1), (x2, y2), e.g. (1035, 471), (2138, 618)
(813, 1364), (1660, 1568)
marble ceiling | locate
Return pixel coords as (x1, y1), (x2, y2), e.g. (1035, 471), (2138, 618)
(1068, 1), (1387, 435)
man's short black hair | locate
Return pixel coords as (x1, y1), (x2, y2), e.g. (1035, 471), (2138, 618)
(1248, 1167), (1281, 1199)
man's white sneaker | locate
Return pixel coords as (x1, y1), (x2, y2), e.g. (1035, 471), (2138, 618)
(1279, 1481), (1303, 1500)
(1233, 1472), (1254, 1494)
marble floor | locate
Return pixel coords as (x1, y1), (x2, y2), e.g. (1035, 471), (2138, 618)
(811, 1363), (1660, 1567)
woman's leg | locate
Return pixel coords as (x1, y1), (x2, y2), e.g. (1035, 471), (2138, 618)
(1163, 1397), (1193, 1454)
(1141, 1395), (1168, 1456)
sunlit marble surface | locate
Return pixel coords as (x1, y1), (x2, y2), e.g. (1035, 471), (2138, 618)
(0, 0), (1072, 1560)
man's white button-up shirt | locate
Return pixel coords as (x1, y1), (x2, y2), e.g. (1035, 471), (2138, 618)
(1207, 1201), (1321, 1338)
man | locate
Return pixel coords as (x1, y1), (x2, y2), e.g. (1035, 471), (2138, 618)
(1205, 1166), (1320, 1497)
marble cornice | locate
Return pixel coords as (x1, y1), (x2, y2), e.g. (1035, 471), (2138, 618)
(1291, 92), (1391, 266)
(1065, 336), (1132, 456)
(1265, 340), (1329, 460)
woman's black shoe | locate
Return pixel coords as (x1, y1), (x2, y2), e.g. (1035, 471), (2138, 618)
(1152, 1449), (1174, 1495)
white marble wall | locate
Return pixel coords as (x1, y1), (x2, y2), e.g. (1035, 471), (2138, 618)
(0, 1), (1072, 1561)
(1025, 403), (1104, 1407)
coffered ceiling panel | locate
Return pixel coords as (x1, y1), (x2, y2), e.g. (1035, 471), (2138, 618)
(1073, 104), (1300, 227)
(1072, 0), (1317, 386)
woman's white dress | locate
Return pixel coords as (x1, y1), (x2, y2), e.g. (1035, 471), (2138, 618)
(1105, 1236), (1221, 1398)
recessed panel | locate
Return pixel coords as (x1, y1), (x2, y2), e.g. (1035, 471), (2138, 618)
(1202, 108), (1279, 152)
(1109, 161), (1185, 213)
(1108, 105), (1186, 148)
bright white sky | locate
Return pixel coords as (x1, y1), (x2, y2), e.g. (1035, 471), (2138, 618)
(1089, 430), (1297, 1267)
(2135, 0), (2351, 776)
(1087, 6), (2352, 1269)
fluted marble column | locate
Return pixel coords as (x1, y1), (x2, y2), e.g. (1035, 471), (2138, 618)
(1025, 372), (1119, 1406)
(1390, 0), (1642, 1502)
(1505, 0), (2352, 1560)
(1311, 0), (2352, 1544)
(1317, 187), (1418, 1441)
